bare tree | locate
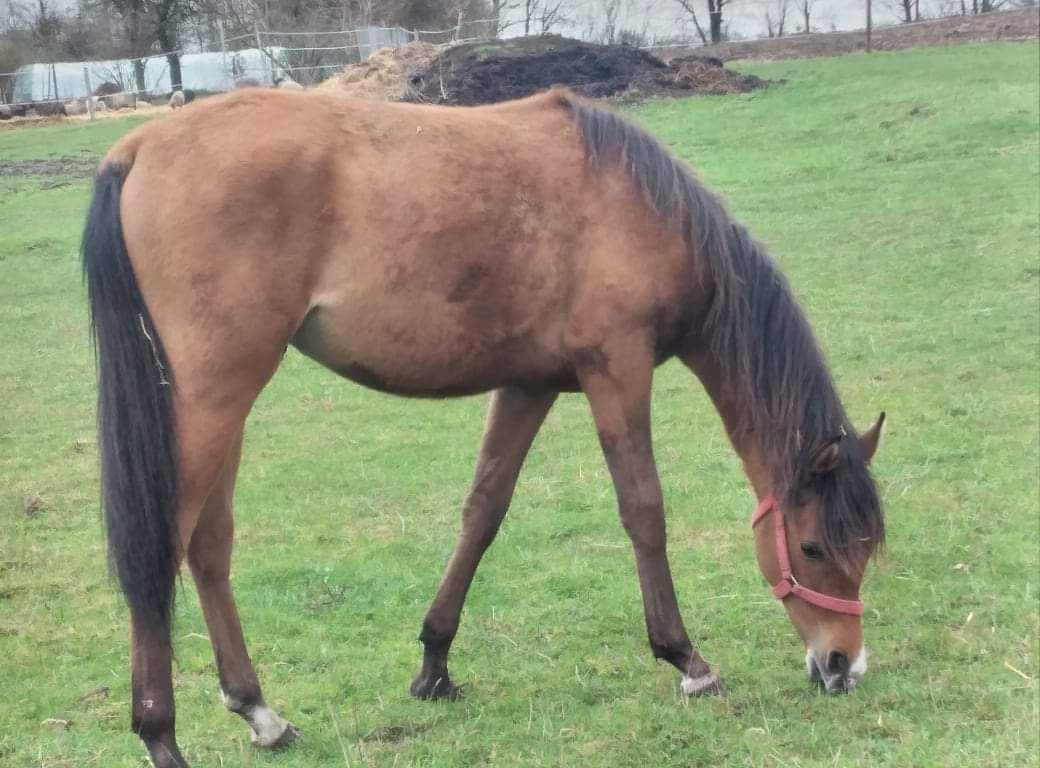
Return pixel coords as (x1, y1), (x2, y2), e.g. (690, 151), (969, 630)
(0, 33), (30, 103)
(673, 0), (708, 42)
(764, 0), (789, 37)
(93, 0), (189, 92)
(521, 0), (534, 34)
(521, 0), (568, 35)
(153, 0), (188, 90)
(491, 0), (521, 35)
(538, 0), (567, 33)
(706, 0), (728, 43)
(600, 0), (621, 42)
(797, 0), (818, 31)
(11, 0), (63, 58)
(891, 0), (924, 21)
(673, 0), (730, 44)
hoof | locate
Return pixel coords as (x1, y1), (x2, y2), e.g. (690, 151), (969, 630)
(244, 704), (300, 749)
(145, 739), (190, 768)
(410, 673), (461, 700)
(251, 720), (300, 749)
(680, 671), (725, 697)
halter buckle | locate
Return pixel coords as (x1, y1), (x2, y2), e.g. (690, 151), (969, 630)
(772, 573), (798, 600)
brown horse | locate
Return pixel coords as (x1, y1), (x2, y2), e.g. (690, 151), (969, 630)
(83, 87), (885, 768)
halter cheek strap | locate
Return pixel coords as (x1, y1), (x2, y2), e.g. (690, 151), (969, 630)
(751, 496), (865, 616)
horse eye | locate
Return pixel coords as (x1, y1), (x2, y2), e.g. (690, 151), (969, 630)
(800, 542), (824, 560)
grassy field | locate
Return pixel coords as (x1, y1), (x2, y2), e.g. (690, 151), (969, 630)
(1, 42), (1037, 768)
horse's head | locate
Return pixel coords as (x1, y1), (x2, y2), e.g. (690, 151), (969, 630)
(752, 413), (886, 693)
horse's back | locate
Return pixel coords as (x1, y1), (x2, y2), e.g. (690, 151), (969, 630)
(109, 88), (690, 398)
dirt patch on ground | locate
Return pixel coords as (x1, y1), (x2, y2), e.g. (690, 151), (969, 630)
(0, 100), (168, 131)
(0, 156), (98, 178)
(68, 100), (169, 121)
(655, 7), (1039, 62)
(318, 42), (441, 101)
(409, 35), (766, 105)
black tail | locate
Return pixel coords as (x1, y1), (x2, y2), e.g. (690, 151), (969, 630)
(83, 163), (179, 631)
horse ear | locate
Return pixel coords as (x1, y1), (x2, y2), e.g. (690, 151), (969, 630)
(809, 436), (842, 475)
(859, 411), (886, 465)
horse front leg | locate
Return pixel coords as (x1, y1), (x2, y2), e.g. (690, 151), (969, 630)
(575, 333), (724, 697)
(411, 386), (557, 699)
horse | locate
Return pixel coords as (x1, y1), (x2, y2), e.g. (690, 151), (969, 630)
(82, 86), (886, 768)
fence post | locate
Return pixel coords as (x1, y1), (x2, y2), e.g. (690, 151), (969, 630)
(219, 24), (229, 90)
(83, 66), (95, 120)
(254, 22), (276, 84)
(866, 0), (873, 52)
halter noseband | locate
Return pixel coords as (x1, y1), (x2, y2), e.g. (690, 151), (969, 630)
(751, 496), (865, 616)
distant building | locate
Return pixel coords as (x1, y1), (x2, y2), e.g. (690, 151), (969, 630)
(12, 48), (289, 103)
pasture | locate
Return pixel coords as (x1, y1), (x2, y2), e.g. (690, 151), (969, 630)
(1, 41), (1038, 767)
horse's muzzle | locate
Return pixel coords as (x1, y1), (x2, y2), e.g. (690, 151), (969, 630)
(807, 648), (866, 694)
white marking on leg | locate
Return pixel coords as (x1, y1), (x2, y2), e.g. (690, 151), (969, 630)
(221, 689), (298, 748)
(220, 690), (245, 712)
(680, 672), (719, 696)
(247, 704), (295, 748)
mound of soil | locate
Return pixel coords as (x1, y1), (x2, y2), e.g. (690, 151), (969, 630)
(410, 35), (765, 106)
(319, 42), (440, 101)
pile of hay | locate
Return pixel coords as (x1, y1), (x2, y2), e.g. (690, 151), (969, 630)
(319, 42), (440, 101)
(633, 54), (767, 97)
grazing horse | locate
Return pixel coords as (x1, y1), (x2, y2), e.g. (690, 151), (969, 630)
(83, 87), (885, 768)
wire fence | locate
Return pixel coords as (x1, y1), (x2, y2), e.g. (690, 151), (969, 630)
(0, 19), (499, 111)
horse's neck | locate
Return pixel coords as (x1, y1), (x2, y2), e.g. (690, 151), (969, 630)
(679, 345), (772, 501)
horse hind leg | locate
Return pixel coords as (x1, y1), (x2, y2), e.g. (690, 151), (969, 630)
(134, 350), (286, 767)
(187, 428), (298, 749)
(411, 386), (557, 699)
(130, 406), (252, 768)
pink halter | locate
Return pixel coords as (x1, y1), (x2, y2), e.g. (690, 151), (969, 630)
(751, 496), (865, 616)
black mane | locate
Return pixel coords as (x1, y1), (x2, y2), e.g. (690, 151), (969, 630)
(562, 93), (884, 563)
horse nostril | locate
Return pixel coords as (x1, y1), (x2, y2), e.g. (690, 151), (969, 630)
(827, 651), (849, 676)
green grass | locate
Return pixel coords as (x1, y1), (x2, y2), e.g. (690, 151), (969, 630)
(1, 42), (1038, 767)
